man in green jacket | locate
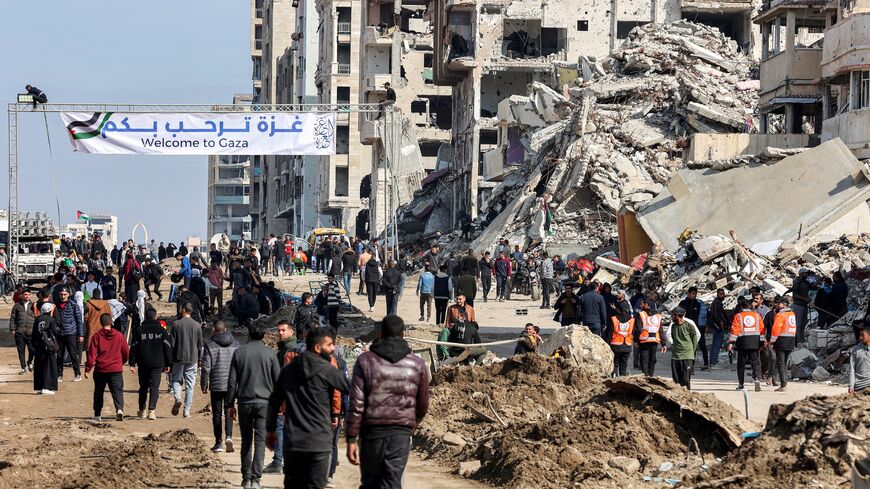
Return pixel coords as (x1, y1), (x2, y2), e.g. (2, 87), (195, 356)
(665, 306), (700, 389)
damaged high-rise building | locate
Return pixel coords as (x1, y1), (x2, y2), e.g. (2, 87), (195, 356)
(425, 0), (762, 232)
(357, 0), (454, 238)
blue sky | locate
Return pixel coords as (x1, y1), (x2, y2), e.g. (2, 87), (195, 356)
(0, 1), (251, 244)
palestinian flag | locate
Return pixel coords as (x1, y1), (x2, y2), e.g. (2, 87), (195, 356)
(77, 211), (91, 221)
(65, 112), (113, 140)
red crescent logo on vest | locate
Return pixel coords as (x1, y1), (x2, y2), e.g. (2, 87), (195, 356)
(743, 316), (756, 327)
(787, 316), (796, 326)
(649, 316), (660, 325)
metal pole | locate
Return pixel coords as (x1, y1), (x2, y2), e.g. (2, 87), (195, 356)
(8, 105), (19, 272)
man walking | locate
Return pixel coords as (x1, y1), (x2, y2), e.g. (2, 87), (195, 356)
(708, 288), (728, 368)
(539, 252), (554, 309)
(54, 286), (84, 382)
(727, 297), (765, 392)
(202, 320), (241, 452)
(769, 296), (797, 392)
(665, 307), (700, 389)
(346, 315), (430, 488)
(678, 287), (708, 370)
(227, 322), (280, 489)
(790, 268), (813, 344)
(850, 326), (870, 394)
(633, 297), (663, 377)
(10, 289), (35, 374)
(416, 266), (435, 322)
(579, 281), (607, 337)
(494, 251), (511, 301)
(85, 313), (129, 421)
(478, 252), (493, 302)
(170, 303), (204, 418)
(266, 331), (350, 488)
(129, 307), (172, 420)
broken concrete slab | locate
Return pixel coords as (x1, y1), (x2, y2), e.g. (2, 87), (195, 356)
(692, 235), (735, 262)
(636, 139), (870, 253)
(540, 325), (613, 376)
(595, 256), (633, 274)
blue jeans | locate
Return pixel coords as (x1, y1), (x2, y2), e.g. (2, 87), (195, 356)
(329, 421), (340, 476)
(710, 328), (725, 365)
(170, 362), (197, 411)
(342, 272), (352, 293)
(272, 415), (284, 465)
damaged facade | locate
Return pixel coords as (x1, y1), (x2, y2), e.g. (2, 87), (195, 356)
(357, 0), (453, 238)
(420, 0), (762, 241)
(754, 0), (870, 160)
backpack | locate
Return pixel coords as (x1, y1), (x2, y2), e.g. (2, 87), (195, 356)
(39, 319), (59, 352)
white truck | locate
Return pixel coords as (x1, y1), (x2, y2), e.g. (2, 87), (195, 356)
(6, 212), (59, 284)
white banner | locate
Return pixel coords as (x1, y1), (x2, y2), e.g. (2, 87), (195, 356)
(60, 112), (336, 155)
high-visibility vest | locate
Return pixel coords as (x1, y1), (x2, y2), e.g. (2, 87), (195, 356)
(609, 317), (634, 346)
(728, 310), (764, 342)
(637, 311), (661, 344)
(770, 310), (797, 342)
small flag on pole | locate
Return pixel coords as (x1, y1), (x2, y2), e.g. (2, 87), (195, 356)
(76, 210), (91, 221)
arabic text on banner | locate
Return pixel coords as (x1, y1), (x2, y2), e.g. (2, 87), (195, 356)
(60, 112), (337, 155)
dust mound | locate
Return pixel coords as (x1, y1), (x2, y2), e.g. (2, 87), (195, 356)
(418, 355), (746, 488)
(0, 421), (225, 489)
(691, 391), (870, 488)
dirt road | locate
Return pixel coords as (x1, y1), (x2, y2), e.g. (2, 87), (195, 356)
(0, 268), (848, 487)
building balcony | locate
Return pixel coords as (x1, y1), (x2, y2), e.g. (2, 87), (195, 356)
(360, 118), (381, 145)
(210, 215), (253, 222)
(337, 63), (352, 75)
(822, 109), (870, 159)
(822, 13), (870, 81)
(364, 26), (393, 46)
(363, 73), (392, 93)
(758, 48), (823, 109)
(211, 177), (250, 186)
(214, 195), (251, 205)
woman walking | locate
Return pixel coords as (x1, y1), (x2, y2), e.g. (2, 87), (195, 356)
(32, 303), (59, 395)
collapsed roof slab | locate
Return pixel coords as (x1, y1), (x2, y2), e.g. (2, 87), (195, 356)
(635, 138), (870, 253)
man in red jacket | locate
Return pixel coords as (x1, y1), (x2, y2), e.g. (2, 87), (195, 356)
(85, 313), (130, 421)
(345, 315), (430, 488)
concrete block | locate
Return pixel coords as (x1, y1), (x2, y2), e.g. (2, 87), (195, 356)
(802, 251), (819, 264)
(692, 235), (734, 262)
(595, 256), (633, 274)
(762, 278), (789, 296)
(667, 173), (691, 200)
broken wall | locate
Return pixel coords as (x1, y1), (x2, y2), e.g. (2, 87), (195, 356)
(684, 133), (816, 162)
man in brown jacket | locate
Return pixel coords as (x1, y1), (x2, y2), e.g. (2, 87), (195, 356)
(346, 315), (429, 488)
(84, 289), (112, 360)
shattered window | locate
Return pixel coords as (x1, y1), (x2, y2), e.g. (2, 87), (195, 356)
(859, 71), (870, 109)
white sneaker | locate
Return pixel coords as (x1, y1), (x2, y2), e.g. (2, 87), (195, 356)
(368, 307), (373, 312)
(18, 368), (26, 375)
(325, 478), (336, 488)
(183, 409), (191, 418)
(41, 389), (56, 395)
(91, 416), (102, 421)
(225, 438), (235, 453)
(73, 376), (82, 382)
(116, 410), (124, 421)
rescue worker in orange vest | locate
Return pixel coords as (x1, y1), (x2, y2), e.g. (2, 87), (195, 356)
(633, 297), (664, 377)
(769, 296), (797, 392)
(606, 290), (634, 377)
(727, 297), (765, 391)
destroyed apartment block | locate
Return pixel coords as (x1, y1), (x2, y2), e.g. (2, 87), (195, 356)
(427, 21), (764, 256)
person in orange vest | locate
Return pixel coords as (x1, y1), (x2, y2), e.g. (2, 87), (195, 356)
(727, 297), (765, 391)
(633, 297), (664, 377)
(293, 248), (308, 276)
(606, 292), (634, 377)
(769, 296), (797, 392)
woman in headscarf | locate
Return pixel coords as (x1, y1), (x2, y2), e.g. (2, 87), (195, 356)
(32, 303), (59, 395)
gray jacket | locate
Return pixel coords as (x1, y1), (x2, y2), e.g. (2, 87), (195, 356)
(201, 332), (241, 392)
(579, 290), (607, 327)
(851, 342), (870, 392)
(170, 317), (203, 364)
(10, 301), (35, 335)
(227, 340), (280, 405)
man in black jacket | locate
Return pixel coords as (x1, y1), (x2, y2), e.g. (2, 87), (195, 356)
(10, 289), (35, 374)
(579, 281), (607, 337)
(142, 256), (164, 301)
(129, 307), (171, 420)
(678, 287), (707, 369)
(266, 331), (350, 489)
(227, 322), (280, 489)
(293, 293), (317, 341)
(380, 261), (403, 316)
(230, 287), (260, 327)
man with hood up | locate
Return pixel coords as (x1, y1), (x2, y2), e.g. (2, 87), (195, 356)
(345, 315), (430, 488)
(201, 320), (241, 453)
(266, 330), (349, 488)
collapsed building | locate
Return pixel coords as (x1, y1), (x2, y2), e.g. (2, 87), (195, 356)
(398, 21), (767, 253)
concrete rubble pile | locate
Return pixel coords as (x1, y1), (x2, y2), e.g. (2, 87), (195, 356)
(462, 21), (759, 253)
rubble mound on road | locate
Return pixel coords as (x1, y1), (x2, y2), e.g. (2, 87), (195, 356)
(691, 391), (870, 488)
(417, 356), (748, 489)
